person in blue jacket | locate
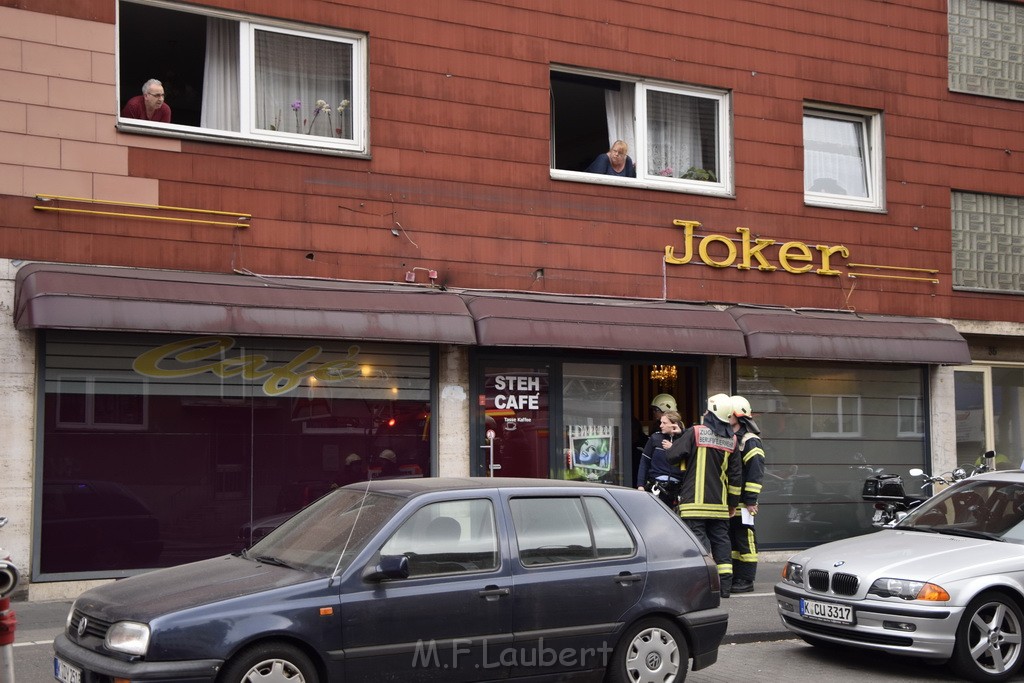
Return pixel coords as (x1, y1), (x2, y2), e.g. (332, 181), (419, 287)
(636, 409), (686, 508)
(586, 140), (636, 177)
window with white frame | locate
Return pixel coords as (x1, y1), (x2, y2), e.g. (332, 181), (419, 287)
(897, 395), (925, 437)
(118, 0), (367, 154)
(550, 69), (732, 195)
(803, 105), (884, 212)
(810, 394), (862, 437)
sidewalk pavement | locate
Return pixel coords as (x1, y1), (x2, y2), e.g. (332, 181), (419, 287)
(7, 561), (794, 649)
(720, 561), (795, 644)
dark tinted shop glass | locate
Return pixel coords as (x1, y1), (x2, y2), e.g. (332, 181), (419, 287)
(40, 332), (431, 576)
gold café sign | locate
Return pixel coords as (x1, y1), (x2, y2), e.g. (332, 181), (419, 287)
(664, 220), (938, 283)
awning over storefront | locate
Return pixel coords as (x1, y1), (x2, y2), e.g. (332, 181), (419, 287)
(727, 306), (971, 365)
(464, 294), (747, 355)
(14, 263), (478, 344)
(13, 264), (972, 364)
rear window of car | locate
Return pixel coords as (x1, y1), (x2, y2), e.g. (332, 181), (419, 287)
(510, 495), (635, 565)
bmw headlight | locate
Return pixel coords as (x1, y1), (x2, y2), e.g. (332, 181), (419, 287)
(105, 621), (151, 656)
(868, 578), (950, 601)
(782, 561), (804, 585)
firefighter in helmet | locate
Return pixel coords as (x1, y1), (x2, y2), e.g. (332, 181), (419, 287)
(668, 393), (742, 597)
(728, 395), (766, 593)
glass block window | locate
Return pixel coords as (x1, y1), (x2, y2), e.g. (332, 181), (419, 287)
(948, 0), (1024, 101)
(952, 191), (1024, 294)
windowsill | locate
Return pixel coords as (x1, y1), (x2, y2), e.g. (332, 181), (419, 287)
(804, 195), (885, 214)
(116, 120), (371, 159)
(551, 169), (734, 198)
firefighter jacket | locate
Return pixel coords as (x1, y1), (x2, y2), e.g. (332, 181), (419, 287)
(735, 427), (766, 509)
(666, 415), (741, 519)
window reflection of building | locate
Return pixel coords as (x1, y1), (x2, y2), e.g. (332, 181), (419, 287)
(737, 361), (926, 548)
(40, 331), (431, 577)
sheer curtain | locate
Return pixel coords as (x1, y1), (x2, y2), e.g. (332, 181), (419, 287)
(253, 30), (352, 139)
(804, 115), (867, 197)
(646, 90), (702, 178)
(604, 83), (636, 155)
(201, 17), (240, 131)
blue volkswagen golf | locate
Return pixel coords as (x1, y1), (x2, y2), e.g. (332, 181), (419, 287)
(53, 477), (726, 683)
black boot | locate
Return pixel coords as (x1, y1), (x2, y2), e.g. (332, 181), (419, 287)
(731, 579), (754, 593)
(720, 575), (732, 598)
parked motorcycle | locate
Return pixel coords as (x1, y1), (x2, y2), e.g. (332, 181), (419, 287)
(0, 517), (17, 599)
(862, 451), (995, 527)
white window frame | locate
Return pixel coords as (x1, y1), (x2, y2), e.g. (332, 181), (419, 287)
(803, 104), (884, 212)
(550, 67), (733, 197)
(117, 0), (369, 157)
(897, 395), (925, 437)
(55, 374), (150, 431)
(810, 394), (862, 438)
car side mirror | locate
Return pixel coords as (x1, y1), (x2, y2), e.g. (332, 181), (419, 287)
(363, 554), (410, 582)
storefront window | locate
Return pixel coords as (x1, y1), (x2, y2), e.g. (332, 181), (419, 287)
(561, 363), (625, 485)
(955, 365), (1024, 470)
(479, 364), (550, 478)
(737, 361), (927, 548)
(39, 331), (432, 576)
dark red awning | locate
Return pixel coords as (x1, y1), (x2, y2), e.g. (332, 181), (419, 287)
(14, 263), (478, 345)
(464, 293), (747, 355)
(727, 306), (970, 365)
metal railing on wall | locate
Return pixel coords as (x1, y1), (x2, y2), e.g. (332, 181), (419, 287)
(33, 194), (251, 228)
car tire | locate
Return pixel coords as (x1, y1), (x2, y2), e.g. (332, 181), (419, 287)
(606, 617), (688, 683)
(951, 591), (1024, 682)
(220, 642), (319, 683)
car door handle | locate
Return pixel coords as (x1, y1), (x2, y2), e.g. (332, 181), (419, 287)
(615, 572), (643, 585)
(478, 586), (511, 601)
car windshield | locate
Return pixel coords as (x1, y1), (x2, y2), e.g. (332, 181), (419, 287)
(245, 488), (403, 574)
(900, 479), (1024, 543)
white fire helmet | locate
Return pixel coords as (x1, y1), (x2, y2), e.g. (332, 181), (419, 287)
(651, 393), (677, 412)
(730, 395), (753, 418)
(706, 394), (734, 423)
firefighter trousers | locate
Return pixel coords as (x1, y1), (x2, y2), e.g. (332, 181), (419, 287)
(729, 515), (758, 583)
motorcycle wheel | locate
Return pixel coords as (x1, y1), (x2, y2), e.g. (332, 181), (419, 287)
(951, 591), (1024, 682)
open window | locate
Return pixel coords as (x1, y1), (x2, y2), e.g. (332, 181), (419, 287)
(803, 104), (884, 212)
(550, 68), (732, 196)
(118, 0), (367, 155)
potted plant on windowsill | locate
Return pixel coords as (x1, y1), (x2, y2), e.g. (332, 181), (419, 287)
(681, 166), (717, 182)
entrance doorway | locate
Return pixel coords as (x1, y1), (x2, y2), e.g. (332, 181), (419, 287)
(627, 364), (699, 487)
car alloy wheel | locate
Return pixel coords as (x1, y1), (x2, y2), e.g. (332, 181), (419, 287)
(608, 617), (688, 683)
(953, 591), (1024, 682)
(221, 642), (318, 683)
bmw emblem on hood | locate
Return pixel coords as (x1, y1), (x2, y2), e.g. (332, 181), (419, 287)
(833, 561), (846, 567)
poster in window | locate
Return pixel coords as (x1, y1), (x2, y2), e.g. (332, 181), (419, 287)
(568, 424), (615, 475)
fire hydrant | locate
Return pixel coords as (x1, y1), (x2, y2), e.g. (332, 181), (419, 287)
(0, 516), (18, 683)
(0, 595), (16, 683)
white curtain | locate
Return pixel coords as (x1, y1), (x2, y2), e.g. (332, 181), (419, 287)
(804, 116), (867, 197)
(253, 29), (352, 139)
(604, 82), (635, 153)
(201, 17), (240, 131)
(646, 90), (702, 178)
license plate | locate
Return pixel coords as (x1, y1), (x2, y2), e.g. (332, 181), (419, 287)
(54, 657), (82, 683)
(800, 598), (854, 625)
